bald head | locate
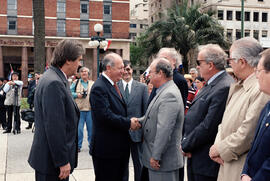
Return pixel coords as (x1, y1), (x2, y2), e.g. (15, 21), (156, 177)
(102, 53), (124, 83)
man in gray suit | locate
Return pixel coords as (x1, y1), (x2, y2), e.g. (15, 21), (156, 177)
(118, 60), (148, 181)
(139, 58), (184, 181)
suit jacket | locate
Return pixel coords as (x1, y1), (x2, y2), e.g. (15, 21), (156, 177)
(147, 69), (188, 107)
(242, 101), (270, 181)
(27, 80), (36, 105)
(118, 80), (148, 142)
(181, 71), (234, 177)
(90, 75), (131, 159)
(140, 80), (184, 171)
(28, 66), (80, 175)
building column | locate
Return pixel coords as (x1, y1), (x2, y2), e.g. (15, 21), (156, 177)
(21, 47), (28, 88)
(92, 48), (97, 81)
(0, 46), (3, 78)
(46, 47), (53, 66)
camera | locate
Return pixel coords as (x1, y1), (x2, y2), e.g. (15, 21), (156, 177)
(82, 88), (88, 98)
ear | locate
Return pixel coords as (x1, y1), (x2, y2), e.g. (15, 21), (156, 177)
(208, 61), (215, 70)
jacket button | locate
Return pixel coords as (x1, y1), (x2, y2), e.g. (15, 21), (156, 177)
(146, 129), (148, 132)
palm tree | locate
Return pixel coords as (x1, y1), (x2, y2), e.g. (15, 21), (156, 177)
(33, 0), (45, 73)
(136, 0), (228, 72)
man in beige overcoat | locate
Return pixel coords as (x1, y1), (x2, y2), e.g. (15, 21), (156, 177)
(209, 37), (270, 181)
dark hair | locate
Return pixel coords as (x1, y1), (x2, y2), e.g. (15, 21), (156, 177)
(0, 77), (4, 81)
(195, 76), (204, 82)
(261, 48), (270, 72)
(155, 59), (173, 78)
(12, 72), (19, 76)
(123, 60), (132, 68)
(51, 39), (84, 68)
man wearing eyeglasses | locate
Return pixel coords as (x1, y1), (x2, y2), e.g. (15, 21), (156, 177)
(118, 60), (148, 181)
(241, 48), (270, 181)
(209, 37), (269, 181)
(181, 44), (234, 181)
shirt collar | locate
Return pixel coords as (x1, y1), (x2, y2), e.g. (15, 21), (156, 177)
(122, 79), (133, 86)
(102, 72), (114, 85)
(207, 70), (225, 85)
(156, 80), (170, 94)
(60, 69), (68, 80)
(240, 73), (257, 92)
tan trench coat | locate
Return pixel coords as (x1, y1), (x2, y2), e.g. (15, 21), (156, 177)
(214, 74), (270, 181)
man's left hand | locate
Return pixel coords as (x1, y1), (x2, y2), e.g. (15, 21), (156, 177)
(150, 158), (160, 170)
(209, 144), (219, 158)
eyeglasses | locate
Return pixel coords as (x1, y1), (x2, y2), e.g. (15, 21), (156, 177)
(255, 68), (265, 75)
(196, 60), (207, 66)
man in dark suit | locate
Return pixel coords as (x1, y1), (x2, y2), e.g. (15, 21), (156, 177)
(118, 60), (148, 181)
(28, 39), (83, 181)
(26, 72), (40, 129)
(90, 53), (141, 181)
(241, 48), (270, 181)
(181, 44), (234, 181)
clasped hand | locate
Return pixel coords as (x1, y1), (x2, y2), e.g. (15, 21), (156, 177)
(130, 117), (141, 130)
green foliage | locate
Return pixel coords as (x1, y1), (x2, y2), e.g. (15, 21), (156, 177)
(20, 98), (29, 109)
(130, 43), (146, 66)
(133, 0), (229, 71)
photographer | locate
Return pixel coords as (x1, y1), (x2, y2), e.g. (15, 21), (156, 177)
(3, 72), (23, 134)
(70, 67), (94, 152)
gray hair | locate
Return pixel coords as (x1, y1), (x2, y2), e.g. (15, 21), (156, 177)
(231, 37), (263, 67)
(154, 58), (173, 78)
(102, 53), (118, 71)
(79, 67), (91, 76)
(199, 44), (227, 70)
(189, 68), (198, 74)
(157, 48), (182, 67)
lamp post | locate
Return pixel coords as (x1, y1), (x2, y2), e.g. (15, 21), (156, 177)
(241, 0), (244, 38)
(88, 23), (108, 78)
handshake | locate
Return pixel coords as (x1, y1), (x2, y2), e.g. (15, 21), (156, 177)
(130, 117), (141, 130)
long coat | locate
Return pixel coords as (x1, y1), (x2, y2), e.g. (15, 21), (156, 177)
(141, 80), (184, 171)
(214, 74), (269, 181)
(28, 66), (80, 175)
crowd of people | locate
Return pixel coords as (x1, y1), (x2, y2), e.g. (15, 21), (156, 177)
(1, 37), (270, 181)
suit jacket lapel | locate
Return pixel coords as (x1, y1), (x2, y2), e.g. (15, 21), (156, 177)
(193, 72), (226, 104)
(51, 66), (80, 115)
(128, 81), (138, 105)
(252, 110), (270, 153)
(143, 80), (173, 128)
(102, 76), (125, 104)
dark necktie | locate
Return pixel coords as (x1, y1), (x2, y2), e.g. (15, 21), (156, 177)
(114, 84), (122, 98)
(125, 83), (129, 101)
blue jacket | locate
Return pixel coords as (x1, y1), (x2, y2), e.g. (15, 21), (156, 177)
(242, 101), (270, 181)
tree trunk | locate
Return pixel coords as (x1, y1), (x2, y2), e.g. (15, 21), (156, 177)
(33, 0), (45, 73)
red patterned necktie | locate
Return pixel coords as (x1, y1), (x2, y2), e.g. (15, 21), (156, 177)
(114, 84), (122, 98)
